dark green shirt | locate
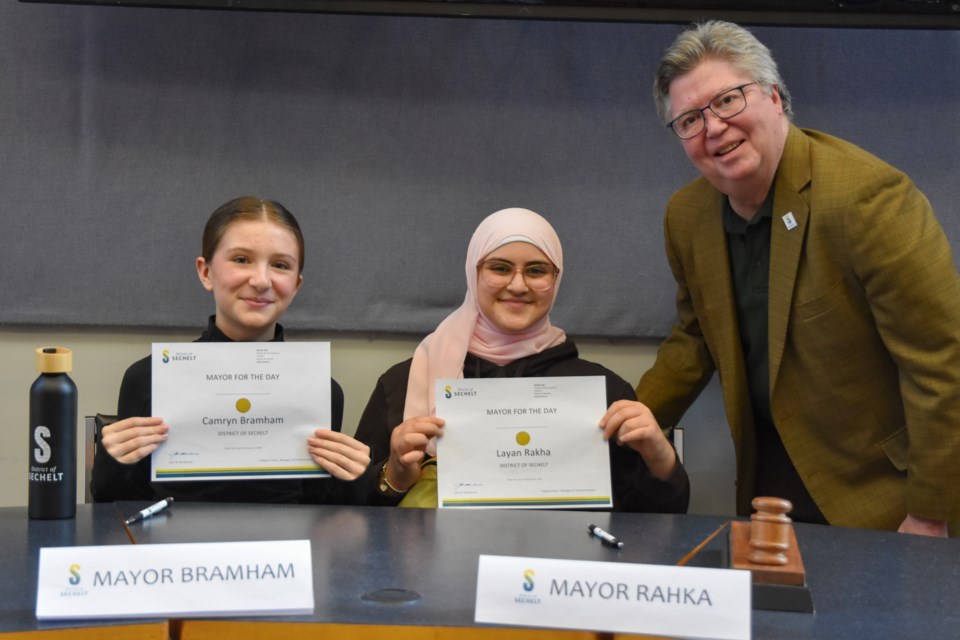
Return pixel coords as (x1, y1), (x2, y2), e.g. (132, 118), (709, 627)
(723, 195), (773, 426)
(723, 191), (826, 524)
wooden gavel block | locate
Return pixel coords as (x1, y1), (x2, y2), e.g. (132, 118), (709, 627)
(730, 497), (807, 586)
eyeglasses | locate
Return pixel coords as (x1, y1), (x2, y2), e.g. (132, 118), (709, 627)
(477, 259), (559, 291)
(667, 82), (756, 140)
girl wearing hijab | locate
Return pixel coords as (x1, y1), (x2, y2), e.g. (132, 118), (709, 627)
(91, 196), (371, 504)
(355, 208), (688, 511)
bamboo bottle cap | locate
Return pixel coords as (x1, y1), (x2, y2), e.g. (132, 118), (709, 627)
(35, 347), (73, 373)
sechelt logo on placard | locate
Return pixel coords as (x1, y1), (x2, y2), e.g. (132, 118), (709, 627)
(59, 564), (88, 597)
(514, 568), (541, 605)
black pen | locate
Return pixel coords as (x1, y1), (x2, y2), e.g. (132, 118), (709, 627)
(588, 523), (624, 549)
(125, 497), (174, 525)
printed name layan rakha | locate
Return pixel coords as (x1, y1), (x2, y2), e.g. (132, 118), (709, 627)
(497, 448), (551, 457)
(202, 416), (285, 426)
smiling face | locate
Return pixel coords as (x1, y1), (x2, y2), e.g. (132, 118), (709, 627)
(669, 57), (789, 215)
(196, 218), (303, 342)
(476, 241), (557, 334)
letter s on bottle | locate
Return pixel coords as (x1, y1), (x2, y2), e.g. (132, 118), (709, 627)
(34, 426), (52, 463)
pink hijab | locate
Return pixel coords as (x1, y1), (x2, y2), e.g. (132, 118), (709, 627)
(403, 208), (567, 433)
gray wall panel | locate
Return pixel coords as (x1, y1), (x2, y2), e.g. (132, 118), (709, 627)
(2, 3), (957, 337)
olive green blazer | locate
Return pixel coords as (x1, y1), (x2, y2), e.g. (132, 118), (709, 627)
(637, 125), (960, 530)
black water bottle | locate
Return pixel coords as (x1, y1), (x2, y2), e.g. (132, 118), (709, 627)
(28, 347), (78, 519)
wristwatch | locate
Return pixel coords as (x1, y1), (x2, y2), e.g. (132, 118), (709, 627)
(377, 462), (407, 496)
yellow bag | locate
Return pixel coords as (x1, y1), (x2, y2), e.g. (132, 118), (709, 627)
(398, 459), (438, 508)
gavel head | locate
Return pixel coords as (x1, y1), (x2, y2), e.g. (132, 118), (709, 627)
(752, 496), (794, 520)
(748, 496), (795, 566)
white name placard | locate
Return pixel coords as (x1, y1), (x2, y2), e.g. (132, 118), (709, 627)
(36, 540), (314, 620)
(475, 555), (751, 640)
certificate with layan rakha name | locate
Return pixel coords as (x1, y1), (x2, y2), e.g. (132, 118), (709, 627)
(435, 376), (612, 508)
(151, 342), (331, 482)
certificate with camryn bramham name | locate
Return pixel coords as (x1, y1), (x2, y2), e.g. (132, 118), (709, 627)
(435, 376), (612, 508)
(151, 342), (331, 482)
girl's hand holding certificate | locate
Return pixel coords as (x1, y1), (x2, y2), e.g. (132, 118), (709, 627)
(100, 416), (170, 465)
(599, 400), (678, 481)
(306, 429), (372, 481)
(386, 416), (445, 492)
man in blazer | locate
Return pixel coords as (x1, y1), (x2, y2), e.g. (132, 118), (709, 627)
(637, 20), (960, 534)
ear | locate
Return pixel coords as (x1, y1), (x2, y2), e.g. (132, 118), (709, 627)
(196, 257), (214, 292)
(770, 84), (784, 113)
(292, 273), (304, 296)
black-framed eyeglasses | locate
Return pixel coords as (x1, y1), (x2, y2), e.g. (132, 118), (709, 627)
(667, 82), (757, 140)
(477, 259), (559, 291)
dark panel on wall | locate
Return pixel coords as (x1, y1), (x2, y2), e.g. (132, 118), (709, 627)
(1, 2), (958, 337)
(19, 0), (960, 29)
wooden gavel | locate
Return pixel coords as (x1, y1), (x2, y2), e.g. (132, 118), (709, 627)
(747, 496), (794, 566)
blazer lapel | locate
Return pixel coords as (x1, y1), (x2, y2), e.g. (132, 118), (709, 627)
(689, 190), (759, 511)
(694, 203), (741, 366)
(689, 191), (751, 440)
(769, 126), (812, 389)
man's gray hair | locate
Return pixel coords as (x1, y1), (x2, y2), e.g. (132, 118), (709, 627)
(653, 20), (793, 125)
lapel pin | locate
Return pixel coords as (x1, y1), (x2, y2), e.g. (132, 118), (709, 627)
(782, 212), (798, 231)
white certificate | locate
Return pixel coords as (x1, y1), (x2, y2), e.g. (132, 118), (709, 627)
(436, 376), (612, 508)
(151, 342), (331, 482)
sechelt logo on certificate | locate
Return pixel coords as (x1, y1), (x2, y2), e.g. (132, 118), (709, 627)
(151, 342), (331, 482)
(435, 376), (612, 508)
